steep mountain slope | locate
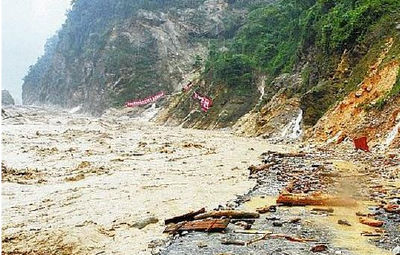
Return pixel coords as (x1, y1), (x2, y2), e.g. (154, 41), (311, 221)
(23, 0), (268, 115)
(2, 90), (15, 106)
(23, 0), (400, 147)
(157, 0), (400, 147)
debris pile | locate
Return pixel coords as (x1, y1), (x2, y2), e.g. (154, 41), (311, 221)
(158, 146), (400, 254)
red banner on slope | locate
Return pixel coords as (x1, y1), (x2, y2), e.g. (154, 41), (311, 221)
(125, 91), (165, 107)
(192, 91), (213, 112)
(182, 82), (195, 92)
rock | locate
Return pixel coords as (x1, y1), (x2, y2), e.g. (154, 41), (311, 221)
(311, 244), (328, 252)
(130, 216), (159, 229)
(65, 173), (85, 182)
(2, 90), (15, 106)
(273, 221), (283, 227)
(338, 219), (352, 226)
(114, 215), (159, 229)
(234, 221), (251, 230)
(393, 246), (400, 255)
(197, 242), (207, 248)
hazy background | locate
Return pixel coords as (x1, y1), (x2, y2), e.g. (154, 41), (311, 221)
(2, 0), (71, 103)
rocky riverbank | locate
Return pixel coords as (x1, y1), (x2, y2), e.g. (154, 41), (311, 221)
(156, 142), (400, 255)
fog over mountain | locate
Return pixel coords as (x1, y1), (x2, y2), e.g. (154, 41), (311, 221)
(1, 0), (71, 102)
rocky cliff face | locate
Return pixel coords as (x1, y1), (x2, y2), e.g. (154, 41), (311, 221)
(2, 90), (15, 106)
(23, 0), (400, 148)
(22, 0), (259, 115)
(156, 0), (400, 148)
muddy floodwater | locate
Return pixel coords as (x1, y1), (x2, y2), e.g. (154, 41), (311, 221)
(1, 106), (289, 255)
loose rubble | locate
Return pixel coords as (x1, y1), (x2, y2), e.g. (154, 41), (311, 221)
(158, 141), (399, 255)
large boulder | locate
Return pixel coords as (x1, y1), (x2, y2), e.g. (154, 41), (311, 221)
(2, 90), (15, 106)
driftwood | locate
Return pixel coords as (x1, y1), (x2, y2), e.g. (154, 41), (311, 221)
(361, 231), (382, 237)
(359, 217), (384, 227)
(270, 234), (316, 242)
(247, 233), (316, 246)
(288, 217), (301, 224)
(163, 222), (185, 233)
(265, 151), (306, 158)
(230, 219), (256, 224)
(311, 208), (334, 213)
(277, 193), (357, 207)
(234, 230), (272, 235)
(256, 205), (276, 213)
(164, 219), (229, 233)
(221, 239), (246, 246)
(165, 208), (206, 225)
(248, 163), (274, 175)
(383, 204), (400, 214)
(194, 210), (260, 220)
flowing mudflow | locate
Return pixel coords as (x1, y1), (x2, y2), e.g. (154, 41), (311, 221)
(1, 106), (288, 255)
(2, 106), (399, 255)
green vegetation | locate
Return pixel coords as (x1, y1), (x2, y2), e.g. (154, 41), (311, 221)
(24, 0), (400, 121)
(202, 0), (400, 124)
(205, 0), (400, 87)
(391, 68), (400, 96)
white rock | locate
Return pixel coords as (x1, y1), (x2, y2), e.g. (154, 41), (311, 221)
(393, 246), (400, 255)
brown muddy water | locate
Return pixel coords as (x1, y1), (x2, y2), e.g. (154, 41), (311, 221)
(1, 106), (289, 255)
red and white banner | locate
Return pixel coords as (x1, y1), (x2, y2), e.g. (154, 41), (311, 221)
(192, 91), (213, 112)
(182, 82), (194, 92)
(125, 91), (165, 107)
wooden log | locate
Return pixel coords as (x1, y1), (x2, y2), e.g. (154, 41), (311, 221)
(271, 152), (306, 158)
(230, 219), (256, 224)
(256, 205), (276, 213)
(221, 239), (246, 246)
(277, 193), (357, 207)
(383, 204), (400, 214)
(164, 219), (229, 233)
(247, 233), (315, 245)
(359, 217), (384, 227)
(270, 234), (316, 242)
(165, 208), (206, 225)
(361, 231), (381, 237)
(179, 219), (229, 232)
(288, 217), (301, 224)
(194, 210), (260, 220)
(234, 230), (273, 235)
(311, 208), (334, 213)
(163, 222), (185, 233)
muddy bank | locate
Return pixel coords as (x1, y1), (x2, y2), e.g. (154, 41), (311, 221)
(1, 106), (289, 255)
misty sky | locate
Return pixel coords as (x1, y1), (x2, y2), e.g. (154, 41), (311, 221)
(2, 0), (71, 103)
